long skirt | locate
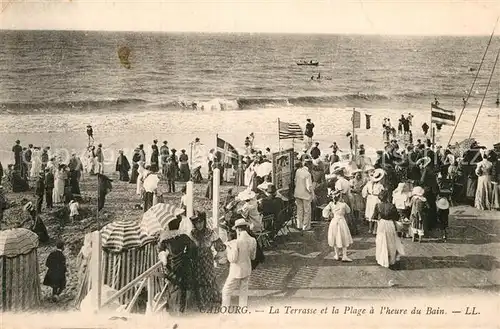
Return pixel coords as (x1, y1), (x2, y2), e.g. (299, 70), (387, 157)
(129, 167), (138, 184)
(53, 178), (65, 203)
(492, 182), (500, 210)
(375, 219), (405, 268)
(474, 175), (492, 210)
(179, 163), (190, 182)
(365, 195), (379, 222)
(327, 216), (353, 248)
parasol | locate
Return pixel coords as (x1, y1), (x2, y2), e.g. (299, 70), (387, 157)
(140, 203), (185, 236)
(0, 228), (39, 257)
(255, 162), (272, 177)
(100, 220), (154, 253)
(143, 174), (160, 192)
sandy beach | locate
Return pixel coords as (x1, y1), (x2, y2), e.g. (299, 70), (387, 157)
(1, 106), (499, 169)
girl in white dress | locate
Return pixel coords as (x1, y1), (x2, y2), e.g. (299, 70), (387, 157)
(322, 189), (353, 262)
(136, 162), (149, 196)
(362, 168), (385, 234)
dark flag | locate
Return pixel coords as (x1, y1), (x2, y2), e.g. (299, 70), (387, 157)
(216, 136), (239, 165)
(365, 114), (371, 129)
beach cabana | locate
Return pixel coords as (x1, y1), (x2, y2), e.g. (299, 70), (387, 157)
(100, 219), (161, 304)
(0, 228), (41, 312)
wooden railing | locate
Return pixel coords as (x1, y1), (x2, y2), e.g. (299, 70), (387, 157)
(100, 261), (167, 314)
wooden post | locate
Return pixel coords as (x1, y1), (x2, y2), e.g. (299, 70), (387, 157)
(146, 276), (154, 314)
(186, 181), (194, 217)
(432, 127), (436, 150)
(212, 168), (220, 230)
(90, 230), (102, 313)
(352, 108), (357, 161)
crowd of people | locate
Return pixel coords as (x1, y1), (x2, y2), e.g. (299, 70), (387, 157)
(1, 117), (500, 312)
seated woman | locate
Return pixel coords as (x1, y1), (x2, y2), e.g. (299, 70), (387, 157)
(21, 201), (49, 243)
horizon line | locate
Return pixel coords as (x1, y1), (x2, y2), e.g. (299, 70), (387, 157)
(0, 28), (497, 37)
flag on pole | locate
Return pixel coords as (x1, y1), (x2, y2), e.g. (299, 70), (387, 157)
(352, 110), (361, 129)
(279, 120), (303, 140)
(431, 103), (455, 126)
(365, 114), (371, 129)
(216, 136), (239, 165)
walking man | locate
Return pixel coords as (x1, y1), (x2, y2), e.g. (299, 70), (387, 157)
(95, 143), (104, 174)
(35, 172), (45, 213)
(221, 219), (257, 308)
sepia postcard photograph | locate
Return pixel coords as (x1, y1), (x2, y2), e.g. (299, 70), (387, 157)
(0, 1), (499, 328)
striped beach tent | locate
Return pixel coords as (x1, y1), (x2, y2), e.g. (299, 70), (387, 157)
(0, 228), (41, 312)
(101, 220), (155, 253)
(140, 203), (185, 237)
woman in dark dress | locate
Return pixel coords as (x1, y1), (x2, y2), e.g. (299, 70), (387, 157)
(417, 157), (439, 234)
(22, 201), (49, 243)
(179, 149), (190, 182)
(190, 212), (225, 311)
(158, 216), (199, 315)
(150, 141), (159, 173)
(371, 190), (405, 269)
(129, 148), (141, 184)
(43, 241), (67, 301)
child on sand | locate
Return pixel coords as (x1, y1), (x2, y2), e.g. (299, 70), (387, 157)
(322, 189), (353, 262)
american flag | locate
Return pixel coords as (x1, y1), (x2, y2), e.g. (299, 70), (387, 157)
(216, 136), (239, 164)
(279, 120), (303, 140)
(431, 103), (456, 126)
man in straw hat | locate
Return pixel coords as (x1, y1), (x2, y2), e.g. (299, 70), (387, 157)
(221, 218), (257, 308)
(294, 161), (314, 231)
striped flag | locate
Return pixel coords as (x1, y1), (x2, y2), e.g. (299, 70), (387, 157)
(352, 110), (361, 128)
(216, 136), (239, 164)
(431, 103), (455, 126)
(279, 120), (303, 140)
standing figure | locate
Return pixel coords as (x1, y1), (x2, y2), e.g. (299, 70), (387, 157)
(35, 172), (45, 213)
(52, 165), (67, 204)
(474, 153), (493, 210)
(150, 140), (159, 172)
(30, 147), (42, 179)
(221, 219), (257, 308)
(322, 189), (353, 262)
(362, 169), (385, 234)
(97, 174), (113, 211)
(115, 150), (131, 182)
(304, 118), (315, 150)
(129, 148), (141, 184)
(190, 212), (226, 310)
(95, 144), (104, 174)
(371, 189), (405, 269)
(43, 241), (67, 302)
(166, 152), (178, 193)
(179, 149), (190, 181)
(86, 125), (94, 145)
(422, 122), (429, 136)
(293, 161), (313, 231)
(410, 186), (428, 242)
(44, 168), (54, 209)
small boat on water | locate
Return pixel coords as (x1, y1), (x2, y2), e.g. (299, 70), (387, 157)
(297, 60), (319, 66)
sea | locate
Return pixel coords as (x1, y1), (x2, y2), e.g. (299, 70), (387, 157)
(0, 31), (499, 166)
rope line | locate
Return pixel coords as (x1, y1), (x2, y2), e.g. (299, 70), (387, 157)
(447, 16), (499, 146)
(469, 47), (500, 139)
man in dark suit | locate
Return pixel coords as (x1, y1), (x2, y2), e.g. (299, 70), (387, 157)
(35, 172), (45, 213)
(44, 168), (54, 209)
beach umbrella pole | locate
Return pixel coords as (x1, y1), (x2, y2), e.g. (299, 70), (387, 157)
(212, 168), (220, 230)
(186, 181), (194, 218)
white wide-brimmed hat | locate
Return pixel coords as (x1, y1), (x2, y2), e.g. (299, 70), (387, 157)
(351, 169), (362, 175)
(232, 218), (250, 230)
(412, 186), (425, 197)
(416, 156), (431, 168)
(436, 197), (450, 210)
(238, 189), (256, 201)
(372, 169), (385, 182)
(393, 182), (406, 193)
(364, 165), (375, 172)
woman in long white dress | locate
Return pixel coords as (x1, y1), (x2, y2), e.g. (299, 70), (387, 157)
(362, 168), (385, 234)
(52, 165), (67, 204)
(372, 189), (405, 268)
(474, 155), (493, 210)
(30, 148), (42, 178)
(136, 162), (148, 195)
(322, 189), (353, 262)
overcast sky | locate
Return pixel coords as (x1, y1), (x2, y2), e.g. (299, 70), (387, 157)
(1, 0), (499, 35)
